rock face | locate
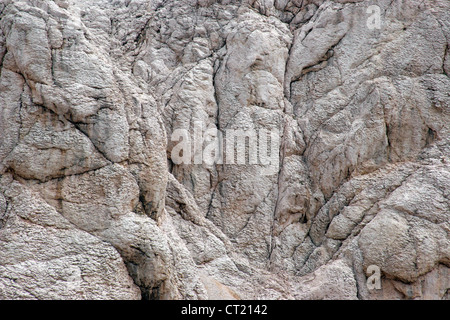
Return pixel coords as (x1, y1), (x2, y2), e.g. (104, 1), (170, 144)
(0, 0), (448, 300)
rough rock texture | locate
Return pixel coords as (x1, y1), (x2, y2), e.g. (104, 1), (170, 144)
(0, 0), (448, 300)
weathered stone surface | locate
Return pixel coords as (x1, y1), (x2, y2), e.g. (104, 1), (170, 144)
(0, 0), (448, 300)
(0, 174), (141, 300)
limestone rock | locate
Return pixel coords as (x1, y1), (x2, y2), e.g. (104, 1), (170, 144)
(0, 0), (448, 300)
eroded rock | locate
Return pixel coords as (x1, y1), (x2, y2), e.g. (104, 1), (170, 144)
(0, 0), (448, 300)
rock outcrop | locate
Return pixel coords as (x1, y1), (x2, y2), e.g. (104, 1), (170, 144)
(0, 0), (448, 299)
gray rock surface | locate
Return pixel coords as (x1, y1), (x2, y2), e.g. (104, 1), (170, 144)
(0, 0), (448, 299)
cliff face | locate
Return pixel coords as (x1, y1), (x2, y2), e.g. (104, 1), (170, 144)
(0, 0), (448, 300)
